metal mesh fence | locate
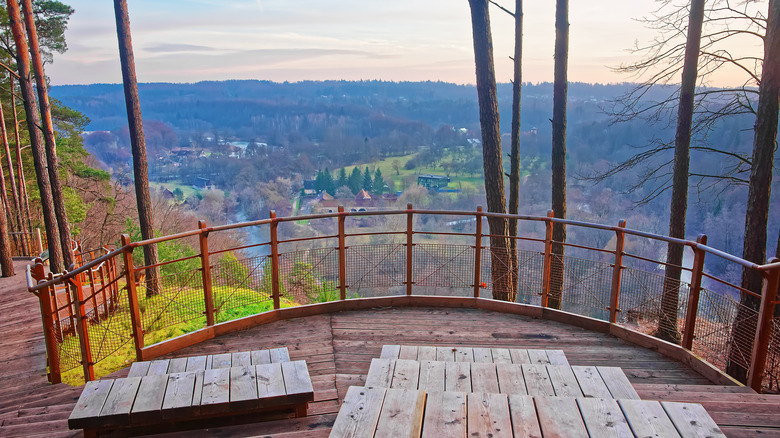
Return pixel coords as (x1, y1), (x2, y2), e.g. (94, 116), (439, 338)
(764, 318), (780, 393)
(692, 288), (757, 374)
(414, 243), (474, 296)
(515, 250), (544, 305)
(346, 243), (406, 297)
(50, 283), (82, 373)
(616, 266), (689, 337)
(211, 254), (275, 321)
(556, 255), (614, 321)
(138, 266), (205, 334)
(278, 247), (340, 304)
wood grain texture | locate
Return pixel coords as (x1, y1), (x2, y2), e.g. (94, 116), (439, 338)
(467, 392), (512, 438)
(619, 399), (681, 438)
(535, 396), (589, 438)
(418, 360), (445, 392)
(577, 397), (633, 437)
(572, 365), (612, 399)
(470, 362), (499, 394)
(422, 391), (466, 438)
(445, 361), (472, 392)
(161, 372), (196, 418)
(365, 358), (395, 388)
(68, 379), (114, 427)
(391, 359), (420, 390)
(497, 363), (527, 395)
(547, 365), (584, 398)
(380, 344), (401, 359)
(282, 360), (314, 395)
(330, 386), (386, 438)
(599, 366), (640, 400)
(374, 388), (426, 438)
(508, 395), (542, 438)
(129, 373), (168, 422)
(522, 364), (555, 397)
(491, 348), (512, 364)
(662, 401), (726, 437)
(510, 348), (531, 364)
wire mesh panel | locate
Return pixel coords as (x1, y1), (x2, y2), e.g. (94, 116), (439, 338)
(346, 243), (405, 297)
(555, 255), (614, 321)
(413, 243), (474, 296)
(211, 254), (275, 321)
(278, 247), (340, 304)
(139, 266), (205, 334)
(80, 280), (134, 372)
(478, 246), (517, 300)
(515, 250), (544, 305)
(50, 283), (83, 373)
(617, 267), (689, 337)
(764, 318), (780, 393)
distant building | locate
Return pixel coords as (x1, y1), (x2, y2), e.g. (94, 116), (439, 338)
(417, 174), (450, 189)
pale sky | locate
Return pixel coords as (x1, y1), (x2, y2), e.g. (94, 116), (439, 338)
(47, 0), (763, 86)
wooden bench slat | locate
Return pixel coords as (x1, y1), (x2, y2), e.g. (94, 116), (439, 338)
(418, 360), (445, 392)
(365, 358), (395, 388)
(473, 347), (493, 363)
(330, 386), (386, 438)
(269, 347), (291, 362)
(662, 401), (726, 438)
(422, 391), (465, 438)
(598, 366), (640, 400)
(161, 372), (197, 419)
(191, 370), (205, 407)
(199, 367), (230, 414)
(445, 361), (471, 392)
(398, 345), (418, 360)
(497, 363), (527, 395)
(522, 364), (555, 397)
(418, 346), (437, 360)
(380, 344), (401, 359)
(127, 361), (150, 378)
(470, 362), (499, 394)
(619, 399), (681, 438)
(547, 364), (584, 398)
(509, 348), (531, 364)
(508, 395), (541, 438)
(147, 359), (171, 376)
(250, 349), (271, 364)
(68, 379), (114, 427)
(185, 355), (207, 372)
(256, 362), (286, 403)
(467, 392), (511, 438)
(229, 365), (258, 410)
(546, 349), (570, 366)
(130, 374), (168, 423)
(231, 351), (252, 368)
(572, 366), (612, 399)
(527, 349), (551, 365)
(454, 347), (474, 362)
(578, 397), (633, 437)
(167, 357), (188, 374)
(437, 346), (454, 361)
(390, 359), (420, 390)
(535, 396), (589, 438)
(282, 360), (315, 395)
(490, 348), (512, 364)
(99, 376), (142, 424)
(210, 353), (232, 369)
(374, 388), (426, 437)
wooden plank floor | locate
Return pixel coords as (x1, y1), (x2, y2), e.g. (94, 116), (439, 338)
(2, 267), (780, 437)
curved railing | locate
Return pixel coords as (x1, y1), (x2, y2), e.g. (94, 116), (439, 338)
(26, 206), (780, 392)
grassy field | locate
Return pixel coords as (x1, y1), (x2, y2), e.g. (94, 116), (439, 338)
(155, 181), (200, 199)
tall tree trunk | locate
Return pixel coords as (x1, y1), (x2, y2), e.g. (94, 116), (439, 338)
(6, 0), (63, 272)
(548, 0), (569, 310)
(656, 0), (706, 344)
(726, 0), (780, 383)
(114, 0), (161, 295)
(21, 0), (74, 268)
(11, 80), (33, 254)
(0, 98), (26, 255)
(0, 190), (13, 277)
(468, 0), (513, 300)
(508, 0), (523, 302)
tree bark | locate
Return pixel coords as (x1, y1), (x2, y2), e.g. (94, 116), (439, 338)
(0, 98), (26, 255)
(726, 0), (780, 383)
(11, 80), (34, 254)
(508, 0), (523, 302)
(548, 0), (569, 309)
(656, 0), (706, 344)
(0, 189), (13, 276)
(468, 0), (513, 300)
(113, 0), (161, 295)
(6, 0), (63, 272)
(21, 0), (74, 268)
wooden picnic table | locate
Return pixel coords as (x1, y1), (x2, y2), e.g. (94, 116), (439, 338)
(329, 386), (726, 438)
(380, 345), (569, 365)
(68, 348), (312, 437)
(365, 358), (640, 399)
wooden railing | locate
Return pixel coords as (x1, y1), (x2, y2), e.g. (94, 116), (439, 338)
(26, 206), (780, 392)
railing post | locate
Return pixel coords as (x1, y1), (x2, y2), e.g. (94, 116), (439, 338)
(473, 206), (483, 298)
(406, 203), (414, 296)
(541, 210), (554, 307)
(35, 227), (43, 255)
(87, 266), (99, 323)
(682, 235), (707, 350)
(199, 220), (215, 325)
(270, 211), (281, 310)
(68, 272), (94, 382)
(609, 220), (626, 323)
(338, 206), (347, 300)
(121, 234), (144, 361)
(31, 261), (61, 383)
(748, 258), (780, 391)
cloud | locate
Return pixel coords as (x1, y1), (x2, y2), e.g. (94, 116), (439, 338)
(145, 43), (218, 54)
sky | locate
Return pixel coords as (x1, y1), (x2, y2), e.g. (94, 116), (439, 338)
(46, 0), (762, 86)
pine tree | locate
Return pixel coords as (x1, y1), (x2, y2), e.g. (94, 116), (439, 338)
(337, 168), (348, 188)
(362, 167), (372, 192)
(323, 168), (335, 194)
(348, 167), (362, 194)
(373, 169), (385, 195)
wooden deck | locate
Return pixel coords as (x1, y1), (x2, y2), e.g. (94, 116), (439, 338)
(2, 260), (780, 436)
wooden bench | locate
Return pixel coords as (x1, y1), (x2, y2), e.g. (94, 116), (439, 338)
(126, 347), (291, 377)
(329, 386), (726, 437)
(69, 349), (312, 437)
(366, 358), (640, 399)
(380, 344), (569, 365)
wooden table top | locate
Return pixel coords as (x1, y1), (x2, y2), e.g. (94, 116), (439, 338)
(330, 386), (726, 438)
(380, 345), (569, 365)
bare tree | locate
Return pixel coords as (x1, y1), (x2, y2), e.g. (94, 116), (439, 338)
(21, 0), (73, 268)
(468, 0), (514, 300)
(548, 0), (569, 309)
(6, 0), (63, 272)
(727, 0), (780, 383)
(113, 0), (161, 294)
